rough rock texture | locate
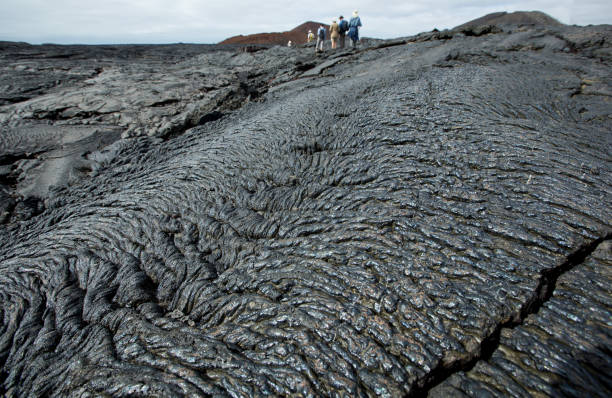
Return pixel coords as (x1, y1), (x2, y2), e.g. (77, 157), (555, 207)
(0, 42), (317, 205)
(430, 240), (612, 397)
(0, 21), (611, 397)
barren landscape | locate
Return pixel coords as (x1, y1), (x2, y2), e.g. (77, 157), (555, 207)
(0, 12), (611, 397)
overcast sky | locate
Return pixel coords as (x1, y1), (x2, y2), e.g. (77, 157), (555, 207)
(1, 0), (610, 44)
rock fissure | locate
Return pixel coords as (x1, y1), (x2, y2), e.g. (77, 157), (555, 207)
(0, 152), (43, 167)
(412, 234), (612, 397)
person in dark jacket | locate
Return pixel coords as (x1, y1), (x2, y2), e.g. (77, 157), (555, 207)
(348, 10), (362, 48)
(316, 25), (326, 52)
(338, 16), (349, 48)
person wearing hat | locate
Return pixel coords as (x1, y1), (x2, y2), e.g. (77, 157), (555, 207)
(348, 10), (362, 48)
(338, 16), (349, 48)
(330, 19), (340, 49)
(307, 30), (315, 43)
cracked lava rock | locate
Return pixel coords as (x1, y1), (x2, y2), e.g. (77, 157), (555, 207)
(0, 22), (611, 397)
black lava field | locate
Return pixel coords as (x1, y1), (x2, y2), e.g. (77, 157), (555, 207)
(0, 22), (610, 397)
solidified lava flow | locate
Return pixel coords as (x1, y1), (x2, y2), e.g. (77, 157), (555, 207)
(0, 21), (611, 397)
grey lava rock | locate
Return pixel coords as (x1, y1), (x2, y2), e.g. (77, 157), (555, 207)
(0, 23), (610, 397)
(430, 240), (612, 398)
(0, 42), (316, 218)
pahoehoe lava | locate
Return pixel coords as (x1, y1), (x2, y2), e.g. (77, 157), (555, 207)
(1, 20), (611, 397)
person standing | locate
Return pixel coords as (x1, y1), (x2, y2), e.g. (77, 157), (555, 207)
(348, 10), (362, 48)
(307, 30), (315, 43)
(316, 25), (326, 52)
(338, 16), (349, 48)
(330, 19), (340, 49)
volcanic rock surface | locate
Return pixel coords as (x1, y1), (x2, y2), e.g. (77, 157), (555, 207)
(430, 241), (612, 397)
(0, 17), (611, 398)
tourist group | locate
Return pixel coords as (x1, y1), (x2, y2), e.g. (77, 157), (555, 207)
(304, 10), (362, 52)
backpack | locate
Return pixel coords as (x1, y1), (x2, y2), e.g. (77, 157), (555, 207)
(317, 27), (325, 40)
(339, 20), (348, 33)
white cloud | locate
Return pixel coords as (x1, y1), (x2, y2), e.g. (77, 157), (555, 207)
(0, 0), (609, 44)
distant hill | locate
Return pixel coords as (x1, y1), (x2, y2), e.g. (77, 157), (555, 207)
(454, 11), (564, 30)
(220, 11), (564, 46)
(219, 21), (331, 46)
